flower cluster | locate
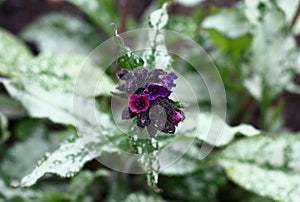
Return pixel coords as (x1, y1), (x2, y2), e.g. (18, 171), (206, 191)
(116, 67), (185, 137)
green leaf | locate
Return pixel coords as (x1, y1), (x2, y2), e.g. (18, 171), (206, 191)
(16, 134), (112, 187)
(124, 193), (164, 202)
(159, 166), (226, 202)
(2, 80), (76, 125)
(0, 93), (25, 119)
(218, 135), (300, 202)
(149, 4), (168, 29)
(67, 0), (117, 35)
(0, 178), (70, 202)
(21, 13), (100, 55)
(1, 79), (120, 187)
(160, 144), (202, 175)
(0, 178), (39, 201)
(1, 120), (69, 180)
(117, 47), (144, 70)
(175, 0), (206, 7)
(2, 79), (115, 129)
(0, 112), (9, 144)
(1, 53), (114, 97)
(166, 15), (198, 39)
(202, 8), (249, 38)
(173, 73), (210, 103)
(161, 113), (260, 176)
(69, 169), (110, 201)
(241, 0), (298, 100)
(207, 29), (252, 65)
(0, 28), (32, 75)
(184, 113), (260, 147)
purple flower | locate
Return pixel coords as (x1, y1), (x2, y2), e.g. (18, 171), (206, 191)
(115, 67), (184, 137)
(116, 68), (168, 94)
(143, 83), (171, 100)
(169, 109), (185, 126)
(128, 94), (150, 113)
(153, 99), (185, 126)
(159, 71), (178, 90)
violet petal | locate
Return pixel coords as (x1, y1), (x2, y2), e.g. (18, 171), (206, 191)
(159, 71), (178, 90)
(143, 82), (171, 100)
(128, 94), (150, 113)
(117, 69), (129, 79)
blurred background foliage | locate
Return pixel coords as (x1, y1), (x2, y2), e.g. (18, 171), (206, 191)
(0, 0), (300, 201)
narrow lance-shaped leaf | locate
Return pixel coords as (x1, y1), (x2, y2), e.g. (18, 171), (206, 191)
(2, 80), (75, 126)
(1, 54), (114, 97)
(217, 134), (300, 202)
(16, 135), (95, 187)
(1, 78), (122, 187)
(16, 121), (123, 187)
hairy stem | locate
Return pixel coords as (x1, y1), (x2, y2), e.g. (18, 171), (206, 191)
(290, 1), (300, 31)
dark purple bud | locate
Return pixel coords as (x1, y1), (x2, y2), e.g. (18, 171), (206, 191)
(128, 94), (150, 113)
(161, 121), (175, 134)
(143, 82), (171, 100)
(136, 112), (151, 128)
(159, 71), (178, 90)
(169, 109), (185, 126)
(152, 99), (185, 126)
(121, 107), (136, 120)
(117, 69), (129, 79)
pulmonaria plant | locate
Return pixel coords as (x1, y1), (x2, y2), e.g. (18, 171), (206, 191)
(116, 67), (185, 138)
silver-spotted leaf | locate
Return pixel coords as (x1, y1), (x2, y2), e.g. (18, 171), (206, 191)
(218, 135), (300, 202)
(0, 28), (32, 75)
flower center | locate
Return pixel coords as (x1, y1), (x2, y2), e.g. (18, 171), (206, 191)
(128, 94), (150, 113)
(135, 98), (147, 109)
